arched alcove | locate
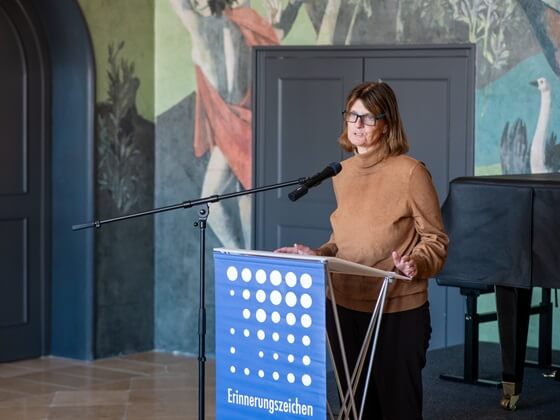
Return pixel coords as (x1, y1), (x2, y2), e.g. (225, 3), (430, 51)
(32, 0), (96, 360)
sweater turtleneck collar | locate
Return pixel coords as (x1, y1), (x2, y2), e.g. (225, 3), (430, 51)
(354, 142), (388, 170)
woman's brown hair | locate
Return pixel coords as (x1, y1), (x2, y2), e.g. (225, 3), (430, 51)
(339, 82), (409, 156)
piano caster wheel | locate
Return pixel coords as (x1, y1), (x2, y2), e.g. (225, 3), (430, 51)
(500, 382), (520, 411)
(500, 395), (519, 411)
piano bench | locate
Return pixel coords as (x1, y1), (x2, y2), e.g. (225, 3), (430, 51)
(436, 279), (501, 387)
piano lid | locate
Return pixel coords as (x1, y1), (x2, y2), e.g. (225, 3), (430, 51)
(437, 174), (560, 289)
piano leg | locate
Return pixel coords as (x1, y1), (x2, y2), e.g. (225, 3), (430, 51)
(495, 285), (532, 411)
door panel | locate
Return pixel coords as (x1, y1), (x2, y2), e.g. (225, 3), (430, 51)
(364, 55), (473, 201)
(254, 55), (362, 251)
(0, 13), (26, 195)
(364, 54), (473, 348)
(0, 220), (27, 326)
(0, 0), (49, 361)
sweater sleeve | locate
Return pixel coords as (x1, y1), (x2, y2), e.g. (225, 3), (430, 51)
(315, 233), (338, 257)
(408, 163), (449, 279)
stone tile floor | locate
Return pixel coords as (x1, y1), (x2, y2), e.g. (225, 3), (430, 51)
(0, 352), (215, 419)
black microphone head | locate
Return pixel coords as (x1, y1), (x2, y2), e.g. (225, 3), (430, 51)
(328, 162), (342, 175)
(288, 185), (308, 201)
(289, 161), (342, 201)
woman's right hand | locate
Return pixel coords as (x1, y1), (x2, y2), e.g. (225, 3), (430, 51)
(274, 243), (317, 256)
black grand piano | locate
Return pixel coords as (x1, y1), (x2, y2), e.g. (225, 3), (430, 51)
(437, 174), (560, 409)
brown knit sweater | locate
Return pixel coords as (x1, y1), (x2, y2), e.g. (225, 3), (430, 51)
(317, 146), (449, 313)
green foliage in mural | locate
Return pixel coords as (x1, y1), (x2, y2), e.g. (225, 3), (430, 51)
(97, 42), (141, 214)
(446, 0), (521, 72)
(346, 0), (373, 44)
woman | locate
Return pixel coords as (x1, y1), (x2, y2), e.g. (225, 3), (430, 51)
(276, 81), (448, 419)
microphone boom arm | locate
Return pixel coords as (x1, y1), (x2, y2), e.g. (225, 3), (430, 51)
(72, 177), (306, 231)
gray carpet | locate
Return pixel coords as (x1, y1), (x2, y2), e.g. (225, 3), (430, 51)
(328, 343), (560, 419)
(424, 343), (559, 419)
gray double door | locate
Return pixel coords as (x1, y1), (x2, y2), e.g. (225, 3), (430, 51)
(253, 45), (474, 349)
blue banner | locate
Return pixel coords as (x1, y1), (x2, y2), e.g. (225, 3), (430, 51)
(214, 252), (327, 419)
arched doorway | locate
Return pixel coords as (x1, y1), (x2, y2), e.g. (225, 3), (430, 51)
(0, 0), (50, 361)
(0, 0), (96, 361)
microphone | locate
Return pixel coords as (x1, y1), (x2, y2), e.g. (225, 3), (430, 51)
(288, 162), (342, 201)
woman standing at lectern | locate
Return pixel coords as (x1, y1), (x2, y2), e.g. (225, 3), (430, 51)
(276, 81), (448, 419)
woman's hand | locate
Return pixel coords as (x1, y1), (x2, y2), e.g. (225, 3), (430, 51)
(275, 243), (317, 256)
(392, 251), (418, 278)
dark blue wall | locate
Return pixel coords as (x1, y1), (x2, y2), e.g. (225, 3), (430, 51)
(33, 0), (96, 360)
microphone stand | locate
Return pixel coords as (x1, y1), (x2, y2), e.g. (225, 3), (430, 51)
(72, 177), (306, 420)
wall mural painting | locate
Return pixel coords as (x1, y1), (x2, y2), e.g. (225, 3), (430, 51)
(169, 0), (280, 250)
(95, 41), (155, 357)
(167, 0), (388, 249)
(500, 0), (560, 174)
(97, 41), (144, 215)
(154, 0), (560, 352)
(166, 0), (560, 255)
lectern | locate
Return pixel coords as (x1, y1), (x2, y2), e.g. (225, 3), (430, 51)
(213, 248), (409, 420)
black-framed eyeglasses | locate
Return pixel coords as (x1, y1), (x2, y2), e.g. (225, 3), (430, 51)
(342, 111), (385, 126)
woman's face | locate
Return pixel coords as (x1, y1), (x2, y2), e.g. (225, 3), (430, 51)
(346, 99), (386, 154)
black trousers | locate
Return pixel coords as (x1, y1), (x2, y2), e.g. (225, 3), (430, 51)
(326, 301), (431, 420)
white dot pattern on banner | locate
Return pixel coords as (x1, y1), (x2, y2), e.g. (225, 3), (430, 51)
(241, 268), (252, 282)
(256, 309), (267, 323)
(256, 269), (267, 284)
(300, 273), (312, 289)
(286, 313), (296, 326)
(270, 290), (282, 305)
(285, 291), (297, 307)
(270, 270), (282, 286)
(285, 272), (297, 287)
(222, 265), (319, 391)
(256, 290), (266, 303)
(301, 314), (312, 328)
(227, 266), (238, 281)
(300, 293), (312, 309)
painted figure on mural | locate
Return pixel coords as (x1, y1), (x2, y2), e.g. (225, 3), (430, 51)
(170, 0), (279, 249)
(500, 1), (560, 175)
(501, 77), (560, 174)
